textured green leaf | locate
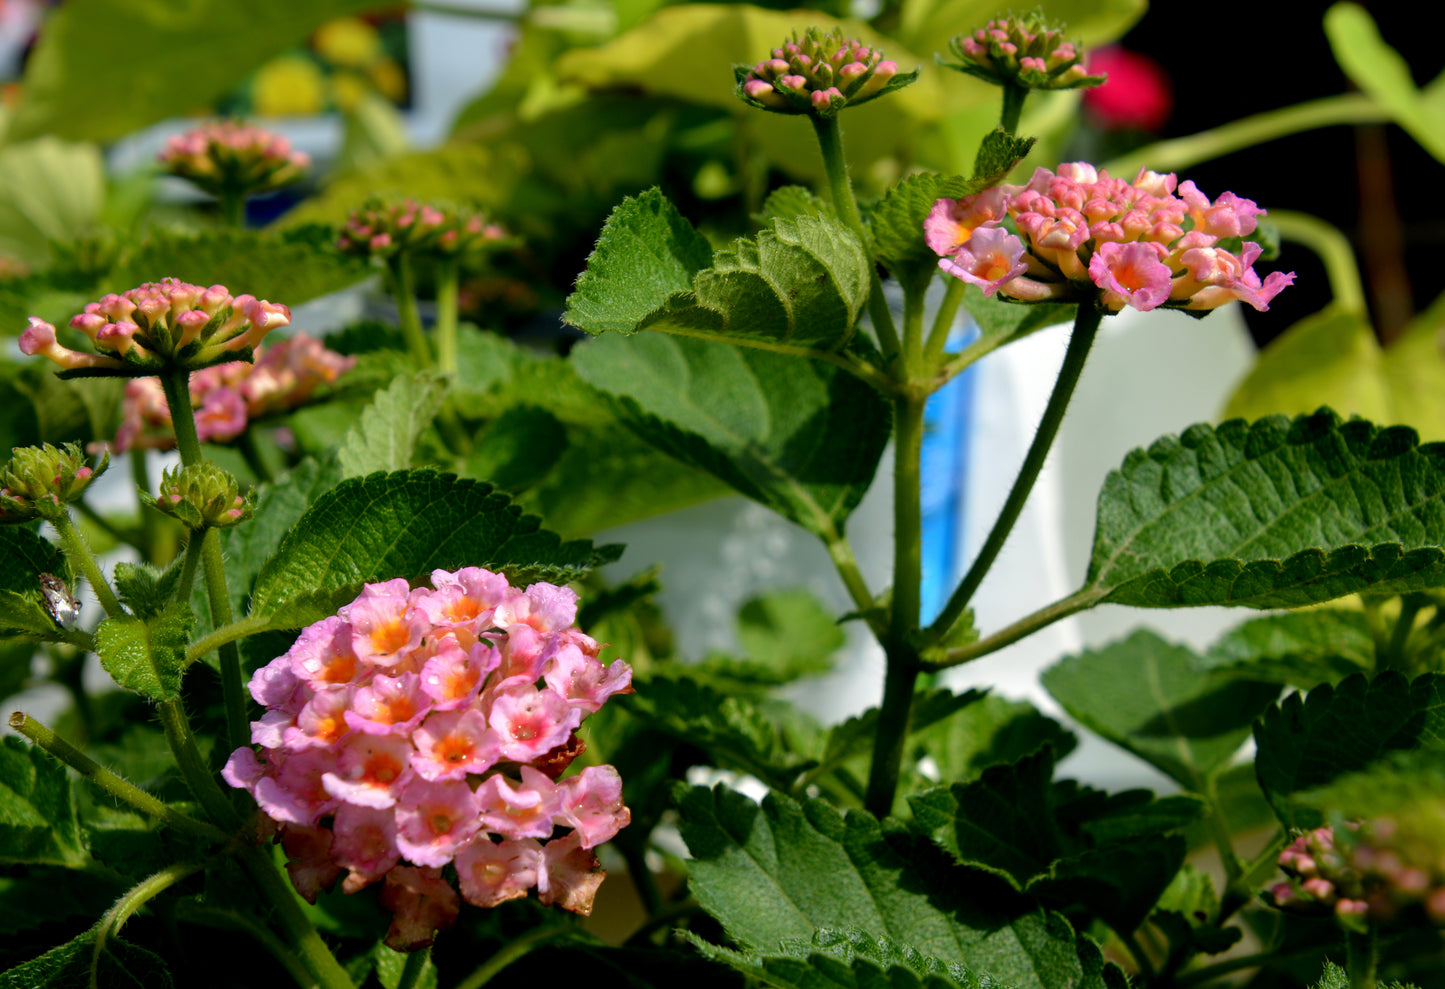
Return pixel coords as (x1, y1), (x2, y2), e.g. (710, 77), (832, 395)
(1042, 630), (1280, 789)
(1311, 961), (1420, 989)
(0, 870), (117, 935)
(565, 188), (870, 352)
(0, 736), (86, 868)
(1202, 609), (1374, 686)
(0, 927), (172, 989)
(677, 784), (1125, 989)
(1254, 671), (1445, 829)
(962, 294), (1077, 353)
(6, 0), (383, 144)
(113, 561), (182, 621)
(247, 470), (622, 630)
(0, 527), (70, 640)
(868, 172), (975, 292)
(972, 131), (1037, 185)
(914, 694), (1077, 784)
(572, 332), (889, 536)
(93, 603), (194, 702)
(755, 186), (835, 225)
(1086, 412), (1445, 608)
(0, 139), (104, 265)
(464, 406), (567, 493)
(338, 372), (449, 479)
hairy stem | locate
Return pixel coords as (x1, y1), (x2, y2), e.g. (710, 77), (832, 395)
(926, 587), (1108, 669)
(157, 698), (241, 830)
(186, 612), (272, 667)
(93, 861), (204, 979)
(1346, 925), (1377, 989)
(159, 371), (204, 468)
(48, 511), (123, 619)
(201, 527), (248, 756)
(823, 531), (885, 640)
(397, 947), (431, 989)
(237, 845), (357, 989)
(999, 83), (1028, 135)
(923, 277), (965, 365)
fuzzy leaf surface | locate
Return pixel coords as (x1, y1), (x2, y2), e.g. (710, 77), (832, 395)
(1041, 629), (1280, 789)
(676, 784), (1125, 989)
(338, 372), (449, 478)
(0, 526), (70, 640)
(1087, 412), (1445, 608)
(0, 927), (171, 989)
(0, 737), (86, 868)
(248, 470), (621, 630)
(572, 332), (888, 536)
(1202, 609), (1374, 686)
(93, 604), (194, 702)
(1253, 671), (1445, 829)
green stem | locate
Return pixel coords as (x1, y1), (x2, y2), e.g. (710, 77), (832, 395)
(220, 185), (247, 229)
(159, 370), (204, 468)
(388, 254), (433, 367)
(93, 861), (204, 978)
(131, 448), (164, 564)
(237, 845), (356, 989)
(1117, 928), (1157, 982)
(435, 257), (460, 376)
(9, 712), (229, 843)
(396, 947), (431, 989)
(176, 531), (204, 606)
(1203, 776), (1244, 886)
(186, 612), (273, 667)
(157, 698), (241, 830)
(923, 277), (965, 366)
(823, 532), (885, 640)
(201, 527), (248, 756)
(1103, 92), (1388, 177)
(1269, 210), (1367, 317)
(999, 83), (1028, 135)
(810, 114), (900, 361)
(454, 925), (572, 989)
(926, 587), (1108, 669)
(235, 427), (275, 484)
(926, 304), (1103, 644)
(1346, 925), (1377, 989)
(863, 651), (920, 818)
(1384, 594), (1425, 671)
(48, 511), (123, 618)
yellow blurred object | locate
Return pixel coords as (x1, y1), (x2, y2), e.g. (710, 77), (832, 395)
(313, 17), (382, 70)
(252, 55), (327, 116)
(369, 58), (409, 104)
(330, 70), (370, 113)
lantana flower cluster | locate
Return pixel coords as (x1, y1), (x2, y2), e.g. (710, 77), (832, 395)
(336, 199), (509, 263)
(222, 568), (633, 950)
(159, 121), (311, 199)
(21, 278), (292, 375)
(736, 28), (909, 118)
(938, 13), (1103, 91)
(925, 163), (1295, 313)
(112, 333), (354, 452)
(0, 443), (108, 524)
(1269, 822), (1445, 930)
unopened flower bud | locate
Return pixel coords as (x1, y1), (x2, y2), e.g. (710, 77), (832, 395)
(337, 199), (511, 264)
(0, 443), (109, 523)
(141, 463), (253, 530)
(735, 27), (918, 118)
(159, 120), (311, 200)
(940, 11), (1105, 92)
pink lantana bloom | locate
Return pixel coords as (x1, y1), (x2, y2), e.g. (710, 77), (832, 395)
(927, 162), (1293, 314)
(223, 568), (633, 949)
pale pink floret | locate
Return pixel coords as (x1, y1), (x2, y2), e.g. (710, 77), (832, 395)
(286, 616), (360, 686)
(252, 708), (298, 749)
(496, 624), (549, 681)
(938, 226), (1030, 297)
(322, 733), (415, 808)
(340, 579), (428, 667)
(18, 318), (125, 371)
(476, 766), (561, 840)
(331, 803), (401, 893)
(418, 637), (498, 710)
(542, 644), (633, 713)
(494, 581), (579, 633)
(455, 837), (543, 907)
(1089, 240), (1173, 312)
(344, 672), (429, 736)
(394, 778), (482, 868)
(537, 832), (606, 916)
(249, 656), (306, 709)
(411, 709), (501, 781)
(487, 679), (583, 762)
(255, 748), (341, 827)
(195, 386), (248, 443)
(558, 765), (631, 848)
(923, 187), (1010, 257)
(284, 686), (353, 750)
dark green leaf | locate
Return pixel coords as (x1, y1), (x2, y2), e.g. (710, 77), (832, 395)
(1297, 748), (1445, 821)
(93, 603), (194, 702)
(1150, 865), (1242, 957)
(1088, 412), (1445, 607)
(247, 470), (622, 631)
(1203, 609), (1374, 686)
(0, 869), (117, 935)
(464, 406), (567, 493)
(0, 526), (69, 640)
(676, 784), (1126, 989)
(972, 131), (1037, 186)
(572, 333), (889, 536)
(0, 927), (172, 989)
(1253, 671), (1445, 829)
(1042, 629), (1280, 789)
(1311, 961), (1421, 989)
(915, 693), (1077, 784)
(755, 186), (835, 225)
(338, 372), (449, 479)
(113, 561), (182, 621)
(0, 736), (86, 868)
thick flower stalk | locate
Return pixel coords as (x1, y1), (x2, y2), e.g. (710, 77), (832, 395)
(111, 333), (354, 452)
(222, 568), (633, 951)
(0, 443), (108, 524)
(1269, 822), (1445, 930)
(939, 12), (1103, 91)
(159, 120), (311, 200)
(21, 278), (291, 376)
(336, 199), (508, 264)
(735, 27), (916, 118)
(926, 163), (1295, 313)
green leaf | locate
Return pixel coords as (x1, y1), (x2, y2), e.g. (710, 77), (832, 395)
(914, 693), (1077, 784)
(962, 294), (1077, 355)
(247, 470), (622, 631)
(6, 0), (385, 144)
(1253, 671), (1445, 829)
(113, 561), (182, 621)
(0, 527), (69, 640)
(373, 943), (438, 989)
(1086, 412), (1445, 608)
(735, 588), (846, 675)
(0, 926), (172, 989)
(1150, 866), (1242, 957)
(1041, 629), (1280, 789)
(1202, 609), (1374, 686)
(565, 188), (871, 352)
(0, 139), (104, 265)
(868, 172), (975, 292)
(1296, 748), (1445, 824)
(972, 131), (1037, 186)
(0, 736), (86, 868)
(1311, 961), (1421, 989)
(338, 372), (450, 479)
(464, 406), (567, 493)
(571, 332), (889, 537)
(755, 186), (835, 226)
(93, 603), (195, 702)
(676, 784), (1126, 989)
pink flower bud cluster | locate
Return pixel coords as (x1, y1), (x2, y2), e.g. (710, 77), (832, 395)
(1269, 823), (1445, 930)
(925, 163), (1295, 313)
(110, 333), (354, 452)
(159, 121), (311, 199)
(0, 443), (108, 524)
(222, 569), (634, 951)
(941, 13), (1103, 91)
(738, 28), (905, 118)
(336, 199), (509, 263)
(21, 278), (292, 375)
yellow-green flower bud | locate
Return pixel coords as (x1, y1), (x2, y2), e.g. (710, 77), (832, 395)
(141, 463), (253, 530)
(0, 443), (109, 524)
